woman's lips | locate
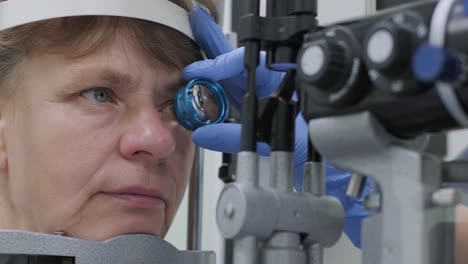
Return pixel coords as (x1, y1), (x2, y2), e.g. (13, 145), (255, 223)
(104, 186), (166, 209)
(106, 193), (165, 208)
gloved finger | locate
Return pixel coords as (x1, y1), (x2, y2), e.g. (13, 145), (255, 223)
(183, 48), (246, 81)
(294, 113), (308, 167)
(292, 113), (308, 189)
(249, 52), (286, 97)
(189, 6), (234, 59)
(183, 49), (247, 108)
(192, 123), (271, 156)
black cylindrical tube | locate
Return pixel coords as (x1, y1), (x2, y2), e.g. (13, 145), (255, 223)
(271, 101), (296, 151)
(249, 0), (260, 14)
(267, 1), (287, 17)
(267, 0), (317, 17)
(308, 141), (322, 162)
(376, 89), (468, 138)
(241, 41), (260, 151)
(245, 42), (260, 93)
(287, 0), (317, 15)
(276, 71), (297, 101)
(241, 92), (258, 152)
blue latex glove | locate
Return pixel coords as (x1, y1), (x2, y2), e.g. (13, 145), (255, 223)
(184, 7), (284, 110)
(184, 6), (370, 248)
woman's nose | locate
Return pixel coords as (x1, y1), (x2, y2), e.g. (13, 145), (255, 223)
(119, 109), (176, 162)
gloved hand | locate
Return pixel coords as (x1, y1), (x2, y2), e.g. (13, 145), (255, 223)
(183, 8), (284, 110)
(184, 6), (371, 248)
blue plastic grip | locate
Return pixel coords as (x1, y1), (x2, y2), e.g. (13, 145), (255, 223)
(412, 44), (462, 82)
(465, 0), (468, 16)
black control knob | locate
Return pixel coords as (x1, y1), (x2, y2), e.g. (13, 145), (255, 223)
(298, 26), (370, 106)
(364, 22), (413, 76)
(299, 40), (349, 91)
(362, 11), (428, 95)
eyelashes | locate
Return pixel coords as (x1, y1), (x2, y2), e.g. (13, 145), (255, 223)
(80, 87), (116, 104)
(159, 100), (176, 114)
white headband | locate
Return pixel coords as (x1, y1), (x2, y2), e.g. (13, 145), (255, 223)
(0, 0), (194, 40)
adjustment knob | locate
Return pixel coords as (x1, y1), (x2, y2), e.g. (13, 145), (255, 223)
(364, 22), (412, 76)
(300, 40), (349, 91)
(298, 26), (369, 106)
(362, 11), (429, 95)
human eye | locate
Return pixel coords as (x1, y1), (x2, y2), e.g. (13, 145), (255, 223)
(159, 100), (176, 114)
(80, 87), (116, 104)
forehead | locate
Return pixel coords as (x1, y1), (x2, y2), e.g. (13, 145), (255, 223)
(8, 28), (186, 101)
(68, 29), (169, 71)
(82, 32), (186, 88)
(24, 17), (201, 71)
(66, 36), (186, 92)
(0, 17), (198, 99)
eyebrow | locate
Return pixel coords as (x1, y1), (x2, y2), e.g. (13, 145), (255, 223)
(81, 67), (187, 95)
(98, 68), (135, 90)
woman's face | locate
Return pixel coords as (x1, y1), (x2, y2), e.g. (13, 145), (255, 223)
(0, 28), (195, 241)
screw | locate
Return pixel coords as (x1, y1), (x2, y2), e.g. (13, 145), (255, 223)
(365, 193), (381, 212)
(294, 211), (301, 218)
(224, 203), (235, 219)
(346, 173), (366, 199)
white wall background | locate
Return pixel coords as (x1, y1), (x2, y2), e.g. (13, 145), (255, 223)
(165, 150), (224, 263)
(317, 0), (376, 25)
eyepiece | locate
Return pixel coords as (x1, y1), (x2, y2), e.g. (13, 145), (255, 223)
(175, 78), (229, 131)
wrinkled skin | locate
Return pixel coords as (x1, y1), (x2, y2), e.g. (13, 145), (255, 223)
(0, 28), (194, 241)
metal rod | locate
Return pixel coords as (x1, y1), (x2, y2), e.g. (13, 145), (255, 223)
(303, 161), (325, 264)
(262, 151), (305, 264)
(270, 151), (295, 192)
(308, 140), (322, 163)
(303, 161), (325, 196)
(233, 152), (259, 264)
(307, 243), (323, 264)
(187, 147), (204, 250)
(241, 0), (260, 152)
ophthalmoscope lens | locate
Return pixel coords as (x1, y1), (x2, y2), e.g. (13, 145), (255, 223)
(175, 78), (229, 131)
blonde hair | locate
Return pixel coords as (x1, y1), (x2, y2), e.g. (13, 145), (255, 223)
(0, 0), (218, 93)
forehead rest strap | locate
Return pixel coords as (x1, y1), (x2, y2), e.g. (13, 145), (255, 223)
(0, 0), (194, 40)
